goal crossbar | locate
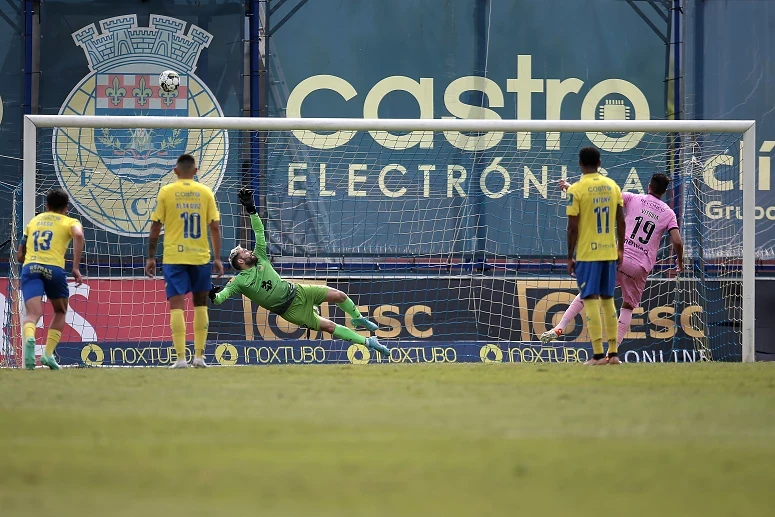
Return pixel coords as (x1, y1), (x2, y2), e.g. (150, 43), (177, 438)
(25, 115), (755, 132)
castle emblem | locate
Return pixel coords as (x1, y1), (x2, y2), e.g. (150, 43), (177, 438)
(53, 14), (228, 237)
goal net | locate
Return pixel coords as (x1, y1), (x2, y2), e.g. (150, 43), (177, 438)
(3, 116), (755, 367)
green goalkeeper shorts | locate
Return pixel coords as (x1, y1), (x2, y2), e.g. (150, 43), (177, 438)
(281, 284), (329, 331)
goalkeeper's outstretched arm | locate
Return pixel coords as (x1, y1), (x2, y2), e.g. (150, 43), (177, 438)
(238, 187), (269, 261)
(209, 281), (240, 305)
(249, 214), (269, 261)
(209, 187), (266, 306)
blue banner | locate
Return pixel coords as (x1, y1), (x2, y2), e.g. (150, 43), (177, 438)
(263, 0), (759, 265)
(58, 340), (712, 367)
(685, 0), (775, 258)
(266, 0), (671, 257)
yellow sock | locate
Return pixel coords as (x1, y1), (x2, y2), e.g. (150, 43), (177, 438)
(193, 306), (208, 358)
(170, 309), (187, 361)
(601, 298), (618, 355)
(584, 298), (604, 355)
(23, 322), (36, 341)
(45, 329), (62, 356)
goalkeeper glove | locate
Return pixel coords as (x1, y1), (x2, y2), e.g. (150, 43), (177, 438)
(208, 284), (223, 302)
(238, 187), (256, 214)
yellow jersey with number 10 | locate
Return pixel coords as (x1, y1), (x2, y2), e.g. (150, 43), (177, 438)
(566, 172), (623, 262)
(23, 212), (81, 269)
(151, 179), (220, 265)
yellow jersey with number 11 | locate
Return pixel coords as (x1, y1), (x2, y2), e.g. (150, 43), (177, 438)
(566, 172), (623, 262)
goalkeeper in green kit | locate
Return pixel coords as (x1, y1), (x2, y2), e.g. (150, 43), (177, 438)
(210, 188), (390, 357)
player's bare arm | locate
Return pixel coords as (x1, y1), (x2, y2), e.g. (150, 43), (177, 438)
(670, 228), (684, 272)
(616, 204), (626, 265)
(566, 214), (579, 276)
(16, 239), (26, 264)
(71, 224), (85, 286)
(145, 220), (163, 278)
(209, 219), (223, 277)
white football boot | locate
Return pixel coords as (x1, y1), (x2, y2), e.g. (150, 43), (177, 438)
(540, 327), (563, 344)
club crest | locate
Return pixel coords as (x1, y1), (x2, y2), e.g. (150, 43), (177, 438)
(53, 14), (228, 236)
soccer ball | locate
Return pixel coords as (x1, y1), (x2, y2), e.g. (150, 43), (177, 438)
(159, 70), (180, 93)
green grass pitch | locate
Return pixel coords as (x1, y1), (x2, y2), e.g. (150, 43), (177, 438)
(1, 363), (774, 517)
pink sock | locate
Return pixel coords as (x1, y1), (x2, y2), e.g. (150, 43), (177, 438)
(558, 295), (584, 331)
(618, 308), (633, 344)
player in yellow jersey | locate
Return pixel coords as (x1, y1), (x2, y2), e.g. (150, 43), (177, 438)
(145, 154), (223, 369)
(566, 147), (625, 365)
(17, 189), (84, 370)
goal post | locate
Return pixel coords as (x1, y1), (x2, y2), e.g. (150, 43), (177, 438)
(742, 126), (756, 363)
(12, 115), (756, 366)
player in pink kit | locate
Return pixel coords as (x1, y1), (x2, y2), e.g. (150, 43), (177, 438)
(541, 173), (684, 364)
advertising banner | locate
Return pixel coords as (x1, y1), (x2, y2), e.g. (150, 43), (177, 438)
(264, 0), (709, 258)
(53, 340), (716, 368)
(685, 0), (775, 257)
(0, 277), (246, 365)
(1, 275), (749, 366)
(58, 339), (716, 368)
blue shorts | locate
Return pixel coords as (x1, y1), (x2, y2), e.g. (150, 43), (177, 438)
(21, 263), (70, 301)
(163, 264), (212, 299)
(575, 260), (617, 299)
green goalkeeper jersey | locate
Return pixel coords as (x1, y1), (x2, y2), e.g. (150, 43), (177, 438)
(213, 214), (296, 313)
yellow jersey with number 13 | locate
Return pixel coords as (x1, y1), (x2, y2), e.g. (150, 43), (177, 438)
(566, 172), (623, 262)
(151, 179), (220, 265)
(23, 212), (81, 269)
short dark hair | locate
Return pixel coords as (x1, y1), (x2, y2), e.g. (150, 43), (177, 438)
(46, 188), (69, 211)
(579, 147), (601, 168)
(176, 154), (196, 170)
(230, 255), (241, 271)
(649, 173), (670, 196)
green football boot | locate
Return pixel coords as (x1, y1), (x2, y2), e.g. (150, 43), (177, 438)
(24, 337), (36, 370)
(351, 317), (378, 332)
(365, 336), (390, 357)
(40, 354), (61, 370)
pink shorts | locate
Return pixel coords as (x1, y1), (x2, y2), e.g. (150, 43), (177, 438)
(616, 260), (649, 308)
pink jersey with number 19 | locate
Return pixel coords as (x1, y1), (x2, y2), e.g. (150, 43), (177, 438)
(622, 192), (679, 273)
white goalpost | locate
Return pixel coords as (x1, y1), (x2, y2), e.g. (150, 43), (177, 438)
(9, 115), (755, 366)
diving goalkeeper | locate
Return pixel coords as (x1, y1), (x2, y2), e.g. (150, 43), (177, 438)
(209, 188), (390, 357)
